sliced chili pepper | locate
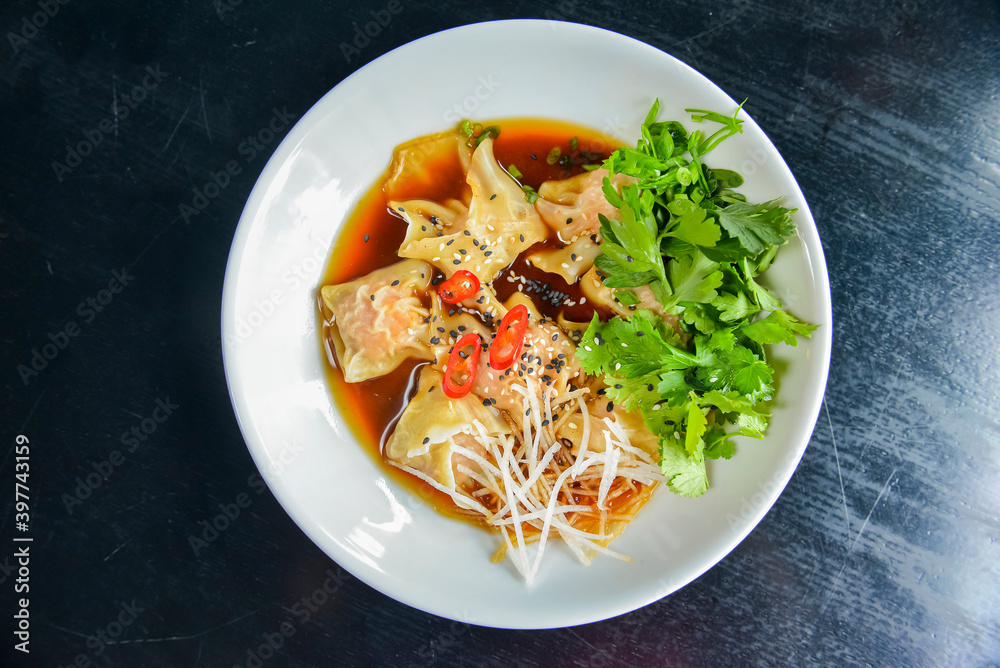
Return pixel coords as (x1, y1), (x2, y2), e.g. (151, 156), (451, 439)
(489, 304), (529, 370)
(442, 332), (482, 398)
(437, 270), (480, 304)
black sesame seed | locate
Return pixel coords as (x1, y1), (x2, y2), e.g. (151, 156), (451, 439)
(391, 280), (400, 286)
(531, 153), (537, 160)
(566, 218), (572, 225)
(636, 331), (645, 337)
(430, 336), (440, 344)
(369, 295), (375, 301)
(484, 251), (492, 256)
(453, 259), (461, 265)
(459, 249), (467, 255)
(364, 234), (369, 242)
(422, 437), (430, 444)
(607, 401), (614, 412)
(447, 239), (454, 246)
(626, 255), (634, 263)
(397, 206), (404, 212)
(519, 234), (525, 242)
(647, 384), (654, 392)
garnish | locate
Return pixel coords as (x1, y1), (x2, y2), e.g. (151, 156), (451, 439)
(489, 304), (529, 370)
(443, 332), (482, 398)
(438, 270), (481, 304)
(579, 100), (817, 497)
(459, 121), (501, 148)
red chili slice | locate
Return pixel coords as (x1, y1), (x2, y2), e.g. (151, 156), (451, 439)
(437, 270), (480, 304)
(489, 304), (529, 370)
(442, 332), (482, 398)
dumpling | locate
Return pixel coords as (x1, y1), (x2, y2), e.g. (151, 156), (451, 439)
(469, 293), (583, 427)
(392, 137), (547, 282)
(321, 259), (435, 382)
(579, 267), (682, 334)
(384, 129), (472, 201)
(385, 367), (510, 492)
(535, 168), (635, 242)
(525, 235), (601, 284)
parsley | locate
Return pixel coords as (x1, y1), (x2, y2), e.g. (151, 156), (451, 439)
(579, 100), (818, 497)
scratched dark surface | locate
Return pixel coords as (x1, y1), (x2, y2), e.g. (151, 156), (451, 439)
(1, 0), (998, 666)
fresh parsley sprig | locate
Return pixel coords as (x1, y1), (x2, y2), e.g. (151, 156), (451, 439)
(579, 100), (817, 497)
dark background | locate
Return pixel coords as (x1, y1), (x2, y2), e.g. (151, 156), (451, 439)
(2, 1), (999, 666)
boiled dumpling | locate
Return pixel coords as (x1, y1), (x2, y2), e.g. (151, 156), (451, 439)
(535, 168), (635, 242)
(385, 367), (510, 492)
(393, 137), (547, 282)
(321, 259), (435, 382)
(525, 235), (601, 284)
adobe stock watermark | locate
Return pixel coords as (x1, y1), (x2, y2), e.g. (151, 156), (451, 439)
(227, 233), (334, 346)
(233, 567), (352, 668)
(178, 106), (296, 223)
(214, 0), (242, 21)
(188, 472), (268, 556)
(56, 599), (145, 668)
(543, 0), (582, 27)
(6, 0), (71, 54)
(62, 396), (179, 515)
(338, 0), (403, 63)
(441, 75), (502, 125)
(880, 0), (930, 41)
(412, 620), (471, 665)
(52, 64), (168, 182)
(17, 266), (136, 385)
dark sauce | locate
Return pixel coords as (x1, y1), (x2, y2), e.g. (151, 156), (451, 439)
(317, 119), (621, 521)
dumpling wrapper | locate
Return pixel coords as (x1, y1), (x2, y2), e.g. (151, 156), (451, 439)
(384, 129), (472, 201)
(535, 168), (634, 242)
(467, 293), (582, 430)
(525, 235), (601, 284)
(392, 136), (547, 282)
(321, 259), (435, 383)
(580, 266), (683, 335)
(385, 367), (510, 491)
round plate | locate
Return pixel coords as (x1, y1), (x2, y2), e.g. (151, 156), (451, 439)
(221, 20), (832, 629)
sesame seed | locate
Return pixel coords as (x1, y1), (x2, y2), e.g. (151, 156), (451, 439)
(490, 194), (497, 200)
(364, 234), (369, 242)
(422, 437), (430, 444)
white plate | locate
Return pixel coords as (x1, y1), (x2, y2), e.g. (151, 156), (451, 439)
(221, 20), (832, 629)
